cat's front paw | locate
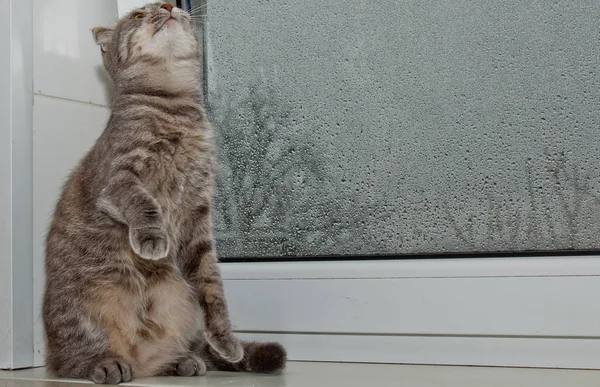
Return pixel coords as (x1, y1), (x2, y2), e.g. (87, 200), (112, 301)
(129, 226), (169, 260)
(207, 332), (244, 363)
(89, 358), (132, 384)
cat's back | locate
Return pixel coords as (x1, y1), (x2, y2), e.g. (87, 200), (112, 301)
(45, 150), (124, 273)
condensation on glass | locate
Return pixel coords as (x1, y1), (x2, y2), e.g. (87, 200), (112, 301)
(189, 0), (600, 258)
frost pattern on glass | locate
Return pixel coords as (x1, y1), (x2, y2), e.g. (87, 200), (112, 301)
(196, 0), (600, 258)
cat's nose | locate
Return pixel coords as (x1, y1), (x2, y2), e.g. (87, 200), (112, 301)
(160, 3), (173, 13)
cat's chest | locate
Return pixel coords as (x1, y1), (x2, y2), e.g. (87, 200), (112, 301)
(154, 131), (213, 204)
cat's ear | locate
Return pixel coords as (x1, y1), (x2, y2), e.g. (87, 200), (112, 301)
(92, 26), (113, 53)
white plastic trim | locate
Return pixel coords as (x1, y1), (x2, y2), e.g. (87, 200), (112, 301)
(221, 257), (600, 369)
(0, 0), (34, 370)
(221, 256), (600, 279)
(0, 0), (13, 369)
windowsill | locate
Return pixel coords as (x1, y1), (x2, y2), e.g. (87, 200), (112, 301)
(1, 361), (599, 387)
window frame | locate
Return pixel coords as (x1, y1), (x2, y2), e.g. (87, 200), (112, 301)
(222, 256), (600, 369)
(0, 0), (34, 370)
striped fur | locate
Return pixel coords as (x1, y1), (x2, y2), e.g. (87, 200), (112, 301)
(42, 3), (285, 384)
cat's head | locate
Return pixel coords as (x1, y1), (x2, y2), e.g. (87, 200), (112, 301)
(92, 3), (199, 95)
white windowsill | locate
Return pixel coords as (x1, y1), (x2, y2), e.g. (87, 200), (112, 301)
(1, 362), (600, 387)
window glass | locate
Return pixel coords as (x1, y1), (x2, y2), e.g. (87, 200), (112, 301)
(190, 0), (600, 258)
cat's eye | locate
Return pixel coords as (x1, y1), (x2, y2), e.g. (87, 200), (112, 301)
(132, 12), (144, 19)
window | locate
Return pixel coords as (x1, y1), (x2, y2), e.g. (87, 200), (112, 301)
(185, 0), (600, 260)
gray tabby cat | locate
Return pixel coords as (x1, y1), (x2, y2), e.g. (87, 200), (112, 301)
(42, 3), (286, 384)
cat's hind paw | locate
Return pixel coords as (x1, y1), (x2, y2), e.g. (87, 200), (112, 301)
(89, 358), (132, 385)
(162, 354), (207, 376)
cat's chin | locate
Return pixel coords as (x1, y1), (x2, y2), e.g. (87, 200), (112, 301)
(151, 29), (196, 59)
(154, 17), (181, 35)
(165, 18), (179, 27)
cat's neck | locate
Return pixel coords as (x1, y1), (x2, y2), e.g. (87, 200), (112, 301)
(114, 58), (201, 99)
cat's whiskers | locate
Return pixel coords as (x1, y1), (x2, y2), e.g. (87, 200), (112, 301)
(189, 15), (209, 23)
(188, 7), (207, 13)
(188, 12), (208, 18)
(188, 3), (207, 9)
(187, 5), (207, 15)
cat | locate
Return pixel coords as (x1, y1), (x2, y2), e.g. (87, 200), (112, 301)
(42, 3), (286, 384)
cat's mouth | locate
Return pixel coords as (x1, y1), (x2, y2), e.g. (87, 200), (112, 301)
(154, 16), (179, 34)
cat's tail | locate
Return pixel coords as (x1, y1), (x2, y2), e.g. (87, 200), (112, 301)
(195, 340), (287, 374)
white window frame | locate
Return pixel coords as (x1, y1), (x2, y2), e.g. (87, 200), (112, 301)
(0, 0), (34, 370)
(221, 257), (600, 369)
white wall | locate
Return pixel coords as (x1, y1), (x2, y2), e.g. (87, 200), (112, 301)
(31, 0), (118, 366)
